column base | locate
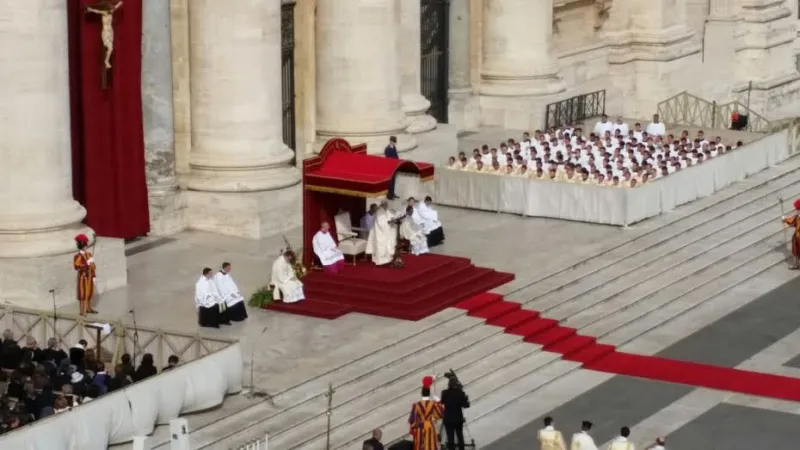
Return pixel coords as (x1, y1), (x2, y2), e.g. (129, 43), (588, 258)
(186, 184), (301, 239)
(479, 74), (566, 97)
(732, 71), (800, 117)
(0, 236), (127, 310)
(315, 130), (418, 155)
(148, 185), (188, 236)
(479, 94), (564, 131)
(402, 94), (437, 134)
(447, 88), (481, 132)
(187, 144), (301, 192)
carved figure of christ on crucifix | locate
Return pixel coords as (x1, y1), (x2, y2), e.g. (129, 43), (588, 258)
(85, 0), (123, 89)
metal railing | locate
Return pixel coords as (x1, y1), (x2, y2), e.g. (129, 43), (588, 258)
(544, 90), (606, 130)
(0, 305), (236, 368)
(235, 434), (269, 450)
(656, 91), (772, 133)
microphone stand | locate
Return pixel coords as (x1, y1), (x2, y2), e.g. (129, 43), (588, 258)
(244, 326), (274, 405)
(129, 310), (140, 366)
(49, 289), (58, 342)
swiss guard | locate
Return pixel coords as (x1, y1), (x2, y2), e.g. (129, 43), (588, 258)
(73, 234), (98, 316)
(408, 376), (444, 450)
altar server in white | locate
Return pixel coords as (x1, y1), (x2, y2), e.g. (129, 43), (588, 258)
(313, 222), (345, 274)
(367, 200), (399, 266)
(400, 206), (429, 256)
(607, 427), (635, 450)
(270, 250), (305, 303)
(571, 421), (597, 450)
(195, 267), (225, 328)
(645, 114), (666, 137)
(213, 262), (248, 322)
(416, 196), (445, 247)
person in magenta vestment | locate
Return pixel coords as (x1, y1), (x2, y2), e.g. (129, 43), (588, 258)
(408, 376), (444, 450)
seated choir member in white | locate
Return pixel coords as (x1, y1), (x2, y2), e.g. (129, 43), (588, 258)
(416, 196), (444, 247)
(359, 203), (378, 239)
(196, 267), (225, 328)
(400, 206), (429, 256)
(313, 221), (345, 274)
(270, 249), (305, 303)
(213, 262), (248, 322)
(645, 113), (666, 137)
(366, 199), (399, 266)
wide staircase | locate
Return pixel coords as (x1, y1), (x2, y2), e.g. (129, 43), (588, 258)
(110, 149), (800, 450)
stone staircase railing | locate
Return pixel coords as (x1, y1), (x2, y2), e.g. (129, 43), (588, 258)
(0, 305), (236, 369)
(657, 91), (772, 133)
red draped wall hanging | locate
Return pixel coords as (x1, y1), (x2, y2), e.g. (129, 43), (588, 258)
(67, 0), (150, 239)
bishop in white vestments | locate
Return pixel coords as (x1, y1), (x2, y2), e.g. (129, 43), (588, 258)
(366, 200), (399, 266)
(313, 222), (345, 274)
(270, 250), (305, 303)
(400, 206), (429, 256)
(571, 421), (597, 450)
(213, 262), (248, 322)
(196, 268), (223, 328)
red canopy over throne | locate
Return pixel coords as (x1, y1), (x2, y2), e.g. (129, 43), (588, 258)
(301, 138), (435, 267)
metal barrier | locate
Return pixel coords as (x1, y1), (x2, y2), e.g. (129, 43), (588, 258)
(235, 435), (269, 450)
(0, 305), (236, 368)
(544, 90), (606, 129)
(656, 91), (772, 133)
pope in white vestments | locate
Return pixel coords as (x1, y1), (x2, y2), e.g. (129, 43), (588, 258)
(366, 200), (399, 265)
(400, 206), (429, 256)
(213, 263), (249, 322)
(270, 250), (305, 303)
(195, 268), (224, 328)
(313, 222), (345, 273)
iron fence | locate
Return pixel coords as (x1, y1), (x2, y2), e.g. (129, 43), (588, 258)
(544, 90), (606, 130)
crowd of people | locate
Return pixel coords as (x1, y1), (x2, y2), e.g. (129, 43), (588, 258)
(446, 114), (743, 188)
(0, 330), (179, 436)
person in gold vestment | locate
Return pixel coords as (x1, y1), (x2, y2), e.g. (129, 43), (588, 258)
(782, 198), (800, 269)
(538, 416), (567, 450)
(73, 234), (98, 316)
(409, 376), (444, 450)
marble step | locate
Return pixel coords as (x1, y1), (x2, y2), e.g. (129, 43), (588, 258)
(526, 179), (800, 313)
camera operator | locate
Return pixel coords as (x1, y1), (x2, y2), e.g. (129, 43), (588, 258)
(440, 372), (470, 450)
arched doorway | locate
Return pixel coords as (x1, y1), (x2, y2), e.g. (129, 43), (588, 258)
(420, 0), (450, 124)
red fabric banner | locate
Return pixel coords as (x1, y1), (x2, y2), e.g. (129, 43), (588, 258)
(67, 0), (150, 239)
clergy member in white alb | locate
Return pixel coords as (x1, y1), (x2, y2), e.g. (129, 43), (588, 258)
(645, 114), (666, 137)
(270, 249), (305, 303)
(313, 222), (345, 274)
(415, 196), (445, 247)
(196, 267), (224, 328)
(213, 262), (248, 322)
(400, 206), (429, 256)
(571, 421), (597, 450)
(607, 427), (635, 450)
(538, 416), (567, 450)
(366, 199), (399, 266)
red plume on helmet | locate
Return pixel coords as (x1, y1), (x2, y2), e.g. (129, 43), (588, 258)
(74, 234), (89, 244)
(794, 199), (800, 210)
(422, 376), (434, 389)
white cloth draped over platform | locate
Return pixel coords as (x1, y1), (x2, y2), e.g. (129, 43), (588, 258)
(213, 272), (244, 307)
(367, 208), (398, 265)
(312, 230), (344, 266)
(400, 217), (429, 255)
(270, 256), (305, 303)
(434, 130), (791, 226)
(195, 276), (221, 309)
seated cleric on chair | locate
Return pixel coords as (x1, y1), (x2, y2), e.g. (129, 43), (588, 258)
(313, 221), (346, 273)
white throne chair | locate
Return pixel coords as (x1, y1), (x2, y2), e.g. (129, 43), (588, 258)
(334, 211), (367, 264)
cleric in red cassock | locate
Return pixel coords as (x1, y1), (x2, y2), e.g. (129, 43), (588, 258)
(782, 199), (800, 269)
(408, 376), (444, 450)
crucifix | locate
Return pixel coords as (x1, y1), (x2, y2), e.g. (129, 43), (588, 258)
(85, 0), (123, 89)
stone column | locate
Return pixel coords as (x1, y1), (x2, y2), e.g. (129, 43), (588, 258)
(447, 0), (479, 131)
(186, 0), (301, 238)
(316, 0), (417, 154)
(0, 0), (92, 307)
(479, 0), (565, 96)
(400, 0), (436, 134)
(143, 0), (186, 236)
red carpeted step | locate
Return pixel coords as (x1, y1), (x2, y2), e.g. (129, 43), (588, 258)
(264, 300), (351, 320)
(545, 334), (596, 356)
(487, 309), (539, 328)
(562, 343), (616, 365)
(468, 300), (521, 321)
(524, 325), (576, 347)
(455, 292), (503, 312)
(507, 317), (558, 338)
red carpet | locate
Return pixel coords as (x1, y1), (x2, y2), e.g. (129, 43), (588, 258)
(455, 293), (800, 402)
(265, 254), (514, 320)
